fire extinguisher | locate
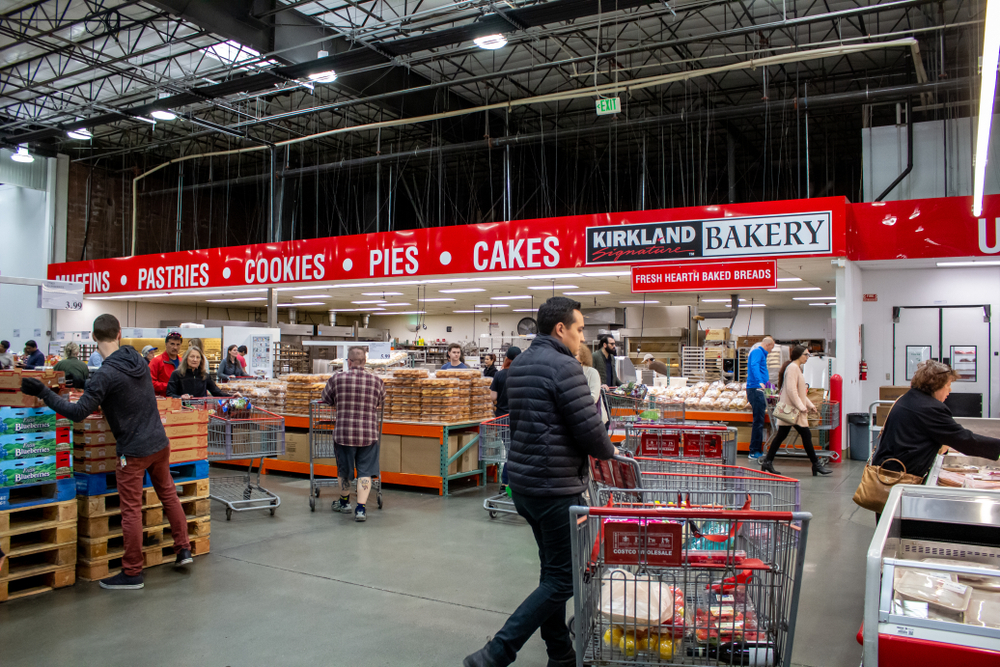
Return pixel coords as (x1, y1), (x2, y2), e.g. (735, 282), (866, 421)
(860, 360), (868, 381)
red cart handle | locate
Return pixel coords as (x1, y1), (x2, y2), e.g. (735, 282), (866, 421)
(585, 506), (798, 521)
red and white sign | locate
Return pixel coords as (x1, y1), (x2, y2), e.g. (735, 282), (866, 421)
(631, 260), (776, 293)
(47, 198), (847, 295)
(863, 293), (878, 302)
(850, 194), (1000, 261)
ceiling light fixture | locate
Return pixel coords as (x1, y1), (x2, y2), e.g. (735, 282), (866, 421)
(476, 304), (509, 307)
(278, 302), (328, 307)
(439, 288), (485, 293)
(490, 295), (532, 300)
(351, 300), (387, 304)
(205, 297), (267, 303)
(701, 298), (748, 303)
(974, 2), (1000, 216)
(766, 287), (822, 292)
(420, 298), (457, 302)
(563, 291), (610, 295)
(151, 109), (176, 121)
(293, 294), (331, 299)
(454, 310), (483, 313)
(307, 50), (338, 83)
(936, 260), (1000, 267)
(474, 34), (508, 49)
(67, 127), (92, 140)
(528, 285), (577, 290)
(372, 310), (426, 315)
(809, 302), (837, 306)
(512, 308), (536, 312)
(528, 273), (581, 279)
(620, 300), (660, 304)
(10, 145), (34, 163)
(776, 277), (803, 282)
(377, 303), (412, 307)
(362, 292), (403, 296)
(792, 296), (836, 301)
(579, 271), (630, 277)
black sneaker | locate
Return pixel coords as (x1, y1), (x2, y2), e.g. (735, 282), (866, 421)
(355, 505), (367, 522)
(174, 549), (193, 567)
(99, 572), (144, 590)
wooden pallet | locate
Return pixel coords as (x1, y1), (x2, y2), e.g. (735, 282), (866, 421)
(77, 478), (210, 518)
(77, 533), (210, 581)
(0, 565), (75, 602)
(1, 499), (77, 586)
(78, 496), (211, 538)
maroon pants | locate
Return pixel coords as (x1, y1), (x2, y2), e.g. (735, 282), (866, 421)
(116, 446), (191, 576)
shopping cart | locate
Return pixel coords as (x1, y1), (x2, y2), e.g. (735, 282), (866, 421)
(308, 400), (383, 512)
(623, 423), (738, 466)
(479, 414), (516, 518)
(570, 504), (812, 667)
(185, 397), (284, 521)
(590, 455), (800, 513)
(603, 390), (685, 430)
(760, 389), (839, 462)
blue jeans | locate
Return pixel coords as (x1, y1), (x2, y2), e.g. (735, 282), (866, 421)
(749, 389), (767, 455)
(486, 492), (582, 666)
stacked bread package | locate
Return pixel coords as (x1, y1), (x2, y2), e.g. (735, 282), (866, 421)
(419, 375), (467, 422)
(283, 373), (331, 415)
(384, 369), (428, 421)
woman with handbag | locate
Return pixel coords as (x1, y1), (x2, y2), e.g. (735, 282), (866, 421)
(759, 345), (832, 477)
(856, 360), (1000, 520)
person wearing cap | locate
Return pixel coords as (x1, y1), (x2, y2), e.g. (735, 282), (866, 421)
(642, 353), (672, 377)
(148, 332), (183, 396)
(53, 342), (89, 389)
(141, 345), (158, 364)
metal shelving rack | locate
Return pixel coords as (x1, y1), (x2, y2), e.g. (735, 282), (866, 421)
(273, 342), (309, 375)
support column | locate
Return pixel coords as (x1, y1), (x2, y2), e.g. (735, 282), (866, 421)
(267, 288), (278, 328)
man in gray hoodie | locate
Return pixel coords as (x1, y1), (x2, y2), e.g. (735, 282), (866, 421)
(21, 313), (192, 590)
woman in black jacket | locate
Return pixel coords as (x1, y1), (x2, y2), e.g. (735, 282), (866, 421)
(875, 360), (1000, 481)
(217, 345), (248, 382)
(167, 347), (229, 399)
(481, 353), (498, 378)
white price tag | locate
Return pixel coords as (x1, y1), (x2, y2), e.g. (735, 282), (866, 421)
(942, 580), (968, 595)
(37, 281), (83, 311)
(368, 343), (392, 360)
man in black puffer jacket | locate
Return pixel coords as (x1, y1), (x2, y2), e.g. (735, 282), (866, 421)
(465, 297), (614, 667)
(21, 314), (192, 591)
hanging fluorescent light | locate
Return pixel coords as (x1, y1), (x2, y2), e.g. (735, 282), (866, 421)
(528, 285), (577, 290)
(936, 260), (1000, 267)
(439, 288), (485, 293)
(702, 298), (748, 303)
(352, 300), (387, 304)
(420, 298), (457, 302)
(490, 295), (532, 300)
(792, 296), (836, 300)
(67, 127), (92, 140)
(476, 304), (508, 307)
(474, 34), (508, 50)
(563, 291), (610, 295)
(809, 302), (837, 306)
(512, 308), (536, 312)
(378, 303), (413, 307)
(454, 310), (484, 314)
(766, 287), (821, 292)
(362, 292), (403, 296)
(281, 302), (327, 307)
(620, 300), (660, 304)
(10, 145), (33, 163)
(776, 277), (802, 282)
(974, 0), (1000, 216)
(307, 49), (338, 83)
(151, 109), (176, 121)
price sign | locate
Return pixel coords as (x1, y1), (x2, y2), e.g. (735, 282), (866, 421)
(368, 342), (392, 360)
(37, 281), (84, 311)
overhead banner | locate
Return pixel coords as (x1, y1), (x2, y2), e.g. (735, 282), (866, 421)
(586, 212), (832, 264)
(48, 198), (846, 296)
(631, 260), (777, 293)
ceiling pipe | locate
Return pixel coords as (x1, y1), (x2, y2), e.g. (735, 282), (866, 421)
(875, 98), (914, 202)
(136, 78), (969, 198)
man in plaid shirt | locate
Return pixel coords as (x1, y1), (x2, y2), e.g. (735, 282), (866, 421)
(321, 346), (386, 522)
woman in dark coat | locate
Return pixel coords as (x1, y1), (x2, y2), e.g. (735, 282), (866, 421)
(167, 347), (230, 399)
(482, 353), (498, 378)
(217, 345), (248, 382)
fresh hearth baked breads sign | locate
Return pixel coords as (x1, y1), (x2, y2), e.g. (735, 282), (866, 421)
(48, 198), (848, 295)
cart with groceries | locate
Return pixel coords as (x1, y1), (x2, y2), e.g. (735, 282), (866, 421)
(185, 397), (284, 521)
(602, 384), (685, 431)
(308, 400), (384, 511)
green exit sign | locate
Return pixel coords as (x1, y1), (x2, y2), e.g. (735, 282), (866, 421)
(595, 97), (621, 116)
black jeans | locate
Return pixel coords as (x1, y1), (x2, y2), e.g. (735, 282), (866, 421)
(748, 389), (767, 455)
(765, 424), (819, 465)
(487, 491), (583, 666)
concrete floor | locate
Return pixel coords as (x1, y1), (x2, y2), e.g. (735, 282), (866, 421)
(0, 457), (873, 667)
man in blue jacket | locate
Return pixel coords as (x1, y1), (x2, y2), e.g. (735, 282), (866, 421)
(20, 340), (46, 369)
(746, 336), (775, 460)
(465, 297), (615, 667)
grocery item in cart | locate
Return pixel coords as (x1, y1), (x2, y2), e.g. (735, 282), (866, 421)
(599, 569), (685, 629)
(894, 568), (973, 612)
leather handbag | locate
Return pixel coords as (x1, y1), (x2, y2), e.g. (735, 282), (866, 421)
(773, 401), (800, 424)
(852, 457), (924, 513)
(852, 401), (923, 512)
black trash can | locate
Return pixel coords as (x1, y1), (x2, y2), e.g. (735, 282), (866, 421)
(847, 413), (871, 461)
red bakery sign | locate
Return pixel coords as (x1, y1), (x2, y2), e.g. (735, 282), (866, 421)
(47, 198), (846, 295)
(631, 260), (777, 293)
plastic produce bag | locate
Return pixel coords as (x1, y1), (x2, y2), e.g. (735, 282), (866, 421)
(599, 569), (681, 628)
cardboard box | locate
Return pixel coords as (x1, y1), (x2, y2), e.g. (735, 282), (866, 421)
(78, 431), (115, 445)
(379, 434), (401, 473)
(705, 328), (730, 342)
(0, 391), (47, 408)
(0, 369), (65, 390)
(0, 407), (57, 435)
(160, 409), (206, 426)
(1, 433), (59, 460)
(170, 447), (207, 464)
(457, 432), (479, 473)
(400, 435), (443, 477)
(879, 386), (909, 401)
(74, 457), (117, 474)
(170, 435), (208, 451)
(75, 416), (111, 432)
(0, 456), (57, 487)
(74, 444), (116, 460)
(875, 404), (893, 427)
(280, 431), (311, 463)
(156, 397), (183, 412)
(737, 336), (767, 349)
(164, 422), (208, 438)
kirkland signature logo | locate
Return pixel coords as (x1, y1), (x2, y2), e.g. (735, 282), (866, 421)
(585, 212), (832, 264)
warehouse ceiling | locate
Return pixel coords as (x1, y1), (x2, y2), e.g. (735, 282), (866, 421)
(0, 0), (980, 161)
